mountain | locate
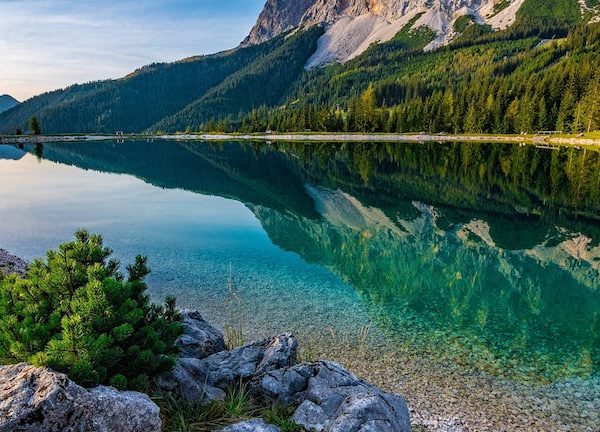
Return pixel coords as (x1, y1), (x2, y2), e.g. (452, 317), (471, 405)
(0, 95), (19, 114)
(0, 37), (289, 134)
(244, 0), (529, 66)
(244, 0), (600, 66)
(0, 0), (598, 135)
(151, 26), (323, 132)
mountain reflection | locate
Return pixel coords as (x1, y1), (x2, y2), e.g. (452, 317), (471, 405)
(17, 139), (600, 382)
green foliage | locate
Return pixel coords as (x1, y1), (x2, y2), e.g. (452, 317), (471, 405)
(516, 0), (582, 31)
(222, 23), (600, 135)
(224, 381), (254, 418)
(494, 0), (512, 14)
(454, 15), (475, 33)
(150, 26), (324, 133)
(28, 116), (40, 134)
(0, 230), (182, 390)
(0, 7), (595, 136)
(387, 13), (436, 51)
(262, 405), (304, 432)
(0, 37), (289, 134)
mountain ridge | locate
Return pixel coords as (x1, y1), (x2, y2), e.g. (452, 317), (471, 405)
(244, 0), (529, 66)
(0, 95), (19, 114)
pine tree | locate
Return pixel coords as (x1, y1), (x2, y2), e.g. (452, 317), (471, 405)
(28, 117), (41, 135)
(0, 230), (182, 390)
(582, 67), (600, 133)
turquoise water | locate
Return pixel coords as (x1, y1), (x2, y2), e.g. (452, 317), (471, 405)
(0, 140), (598, 390)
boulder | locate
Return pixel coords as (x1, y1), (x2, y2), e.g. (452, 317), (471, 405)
(157, 333), (297, 405)
(253, 361), (411, 432)
(176, 310), (226, 359)
(220, 419), (281, 432)
(154, 358), (226, 405)
(0, 363), (161, 432)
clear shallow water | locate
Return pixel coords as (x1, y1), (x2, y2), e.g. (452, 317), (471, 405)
(1, 140), (599, 429)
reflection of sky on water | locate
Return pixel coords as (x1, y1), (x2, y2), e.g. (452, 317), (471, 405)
(0, 151), (371, 344)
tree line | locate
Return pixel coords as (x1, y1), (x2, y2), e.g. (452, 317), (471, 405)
(203, 23), (600, 135)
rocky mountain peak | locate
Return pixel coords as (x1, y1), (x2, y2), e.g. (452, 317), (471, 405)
(242, 0), (315, 45)
(243, 0), (528, 66)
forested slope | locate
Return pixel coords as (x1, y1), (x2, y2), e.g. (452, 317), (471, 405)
(230, 22), (600, 134)
(149, 26), (323, 133)
(0, 37), (288, 134)
(0, 0), (598, 135)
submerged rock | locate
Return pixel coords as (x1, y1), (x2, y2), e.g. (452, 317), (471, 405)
(253, 361), (411, 432)
(220, 419), (281, 432)
(0, 363), (161, 432)
(176, 310), (226, 359)
(157, 333), (297, 405)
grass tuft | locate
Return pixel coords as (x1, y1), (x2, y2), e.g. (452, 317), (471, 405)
(224, 264), (245, 349)
(158, 380), (305, 431)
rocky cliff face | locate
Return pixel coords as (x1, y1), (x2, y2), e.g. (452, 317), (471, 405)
(244, 0), (527, 66)
(243, 0), (315, 45)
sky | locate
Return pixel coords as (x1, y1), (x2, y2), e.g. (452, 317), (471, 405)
(0, 0), (265, 101)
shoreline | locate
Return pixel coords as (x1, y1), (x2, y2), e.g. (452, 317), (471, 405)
(1, 132), (599, 148)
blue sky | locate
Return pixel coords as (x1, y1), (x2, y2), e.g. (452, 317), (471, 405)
(0, 0), (265, 100)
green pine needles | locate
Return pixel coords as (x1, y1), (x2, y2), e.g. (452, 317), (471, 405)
(0, 230), (183, 391)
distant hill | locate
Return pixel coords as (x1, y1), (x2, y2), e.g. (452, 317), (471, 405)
(0, 0), (598, 135)
(0, 95), (19, 114)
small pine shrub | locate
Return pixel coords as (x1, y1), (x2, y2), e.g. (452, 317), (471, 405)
(0, 230), (183, 391)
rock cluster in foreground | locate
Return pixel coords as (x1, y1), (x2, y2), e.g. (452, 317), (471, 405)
(158, 311), (411, 432)
(0, 310), (411, 432)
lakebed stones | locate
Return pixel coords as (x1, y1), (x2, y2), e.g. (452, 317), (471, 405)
(220, 418), (281, 432)
(253, 361), (411, 432)
(0, 363), (161, 432)
(156, 333), (298, 405)
(176, 310), (226, 359)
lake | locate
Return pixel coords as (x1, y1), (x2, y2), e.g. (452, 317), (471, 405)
(0, 140), (599, 431)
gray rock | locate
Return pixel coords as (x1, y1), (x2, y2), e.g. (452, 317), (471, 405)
(220, 419), (281, 432)
(86, 386), (162, 432)
(176, 310), (226, 359)
(157, 333), (297, 405)
(253, 361), (411, 432)
(0, 363), (161, 432)
(155, 358), (226, 406)
(0, 249), (27, 276)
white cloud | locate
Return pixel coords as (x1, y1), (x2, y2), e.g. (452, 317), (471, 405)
(0, 0), (263, 100)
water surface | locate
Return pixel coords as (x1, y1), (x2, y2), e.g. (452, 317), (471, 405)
(0, 140), (599, 430)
